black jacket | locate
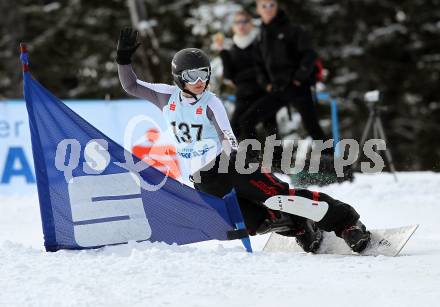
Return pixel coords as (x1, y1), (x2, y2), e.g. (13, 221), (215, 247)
(254, 10), (318, 92)
(220, 44), (265, 100)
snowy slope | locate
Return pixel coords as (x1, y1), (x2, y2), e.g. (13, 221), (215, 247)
(1, 172), (439, 307)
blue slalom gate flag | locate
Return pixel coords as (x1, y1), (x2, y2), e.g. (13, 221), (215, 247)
(19, 43), (252, 252)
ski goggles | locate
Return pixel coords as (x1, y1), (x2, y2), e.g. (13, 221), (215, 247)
(181, 67), (210, 84)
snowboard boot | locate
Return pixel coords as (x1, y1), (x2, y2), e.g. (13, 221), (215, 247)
(262, 215), (323, 253)
(256, 211), (295, 235)
(294, 220), (323, 253)
(276, 219), (323, 253)
(341, 221), (371, 253)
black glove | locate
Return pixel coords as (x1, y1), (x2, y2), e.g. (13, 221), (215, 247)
(116, 28), (141, 65)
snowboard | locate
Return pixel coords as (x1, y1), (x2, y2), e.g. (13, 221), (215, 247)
(263, 224), (419, 257)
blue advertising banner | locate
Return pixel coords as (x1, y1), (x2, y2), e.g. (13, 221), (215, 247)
(20, 44), (251, 252)
(0, 99), (191, 195)
(0, 102), (36, 190)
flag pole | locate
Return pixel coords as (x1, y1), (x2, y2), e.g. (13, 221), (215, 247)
(20, 43), (30, 73)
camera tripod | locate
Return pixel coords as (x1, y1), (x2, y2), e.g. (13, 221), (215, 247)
(358, 100), (398, 181)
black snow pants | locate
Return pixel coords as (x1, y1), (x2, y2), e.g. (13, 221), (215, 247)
(238, 84), (327, 142)
(230, 93), (278, 141)
(192, 154), (359, 235)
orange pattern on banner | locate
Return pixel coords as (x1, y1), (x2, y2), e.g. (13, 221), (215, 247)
(132, 128), (181, 179)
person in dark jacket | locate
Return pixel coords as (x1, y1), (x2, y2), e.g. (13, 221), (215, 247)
(241, 0), (330, 153)
(214, 10), (277, 141)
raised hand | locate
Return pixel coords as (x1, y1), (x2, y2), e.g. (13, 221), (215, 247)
(116, 27), (141, 65)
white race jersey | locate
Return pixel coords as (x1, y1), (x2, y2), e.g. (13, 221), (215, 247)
(118, 64), (238, 175)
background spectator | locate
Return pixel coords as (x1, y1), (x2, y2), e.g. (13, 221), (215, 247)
(214, 9), (277, 141)
(248, 0), (332, 156)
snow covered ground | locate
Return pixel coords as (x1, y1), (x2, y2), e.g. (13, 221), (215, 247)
(1, 172), (440, 307)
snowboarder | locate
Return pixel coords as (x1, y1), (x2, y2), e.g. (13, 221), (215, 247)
(116, 28), (370, 253)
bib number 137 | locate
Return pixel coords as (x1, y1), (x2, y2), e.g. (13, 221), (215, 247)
(170, 121), (203, 143)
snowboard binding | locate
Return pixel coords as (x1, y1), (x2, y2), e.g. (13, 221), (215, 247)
(257, 212), (323, 253)
(341, 221), (371, 253)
